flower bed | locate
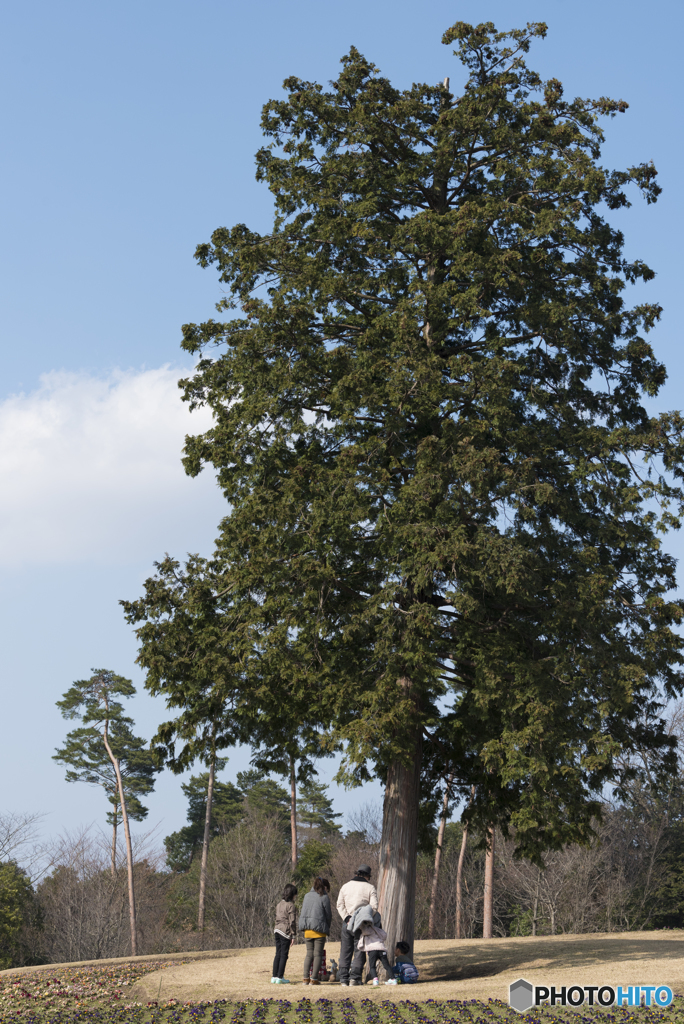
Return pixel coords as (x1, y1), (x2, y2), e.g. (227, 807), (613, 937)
(0, 992), (682, 1024)
(0, 961), (191, 1018)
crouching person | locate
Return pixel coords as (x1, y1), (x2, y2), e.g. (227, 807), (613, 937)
(393, 941), (419, 984)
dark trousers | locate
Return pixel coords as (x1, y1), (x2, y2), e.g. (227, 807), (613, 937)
(368, 950), (393, 981)
(339, 923), (355, 983)
(350, 947), (366, 981)
(303, 936), (326, 979)
(273, 933), (290, 978)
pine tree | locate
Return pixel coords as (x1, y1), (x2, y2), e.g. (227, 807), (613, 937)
(55, 670), (151, 955)
(249, 743), (333, 871)
(236, 770), (290, 827)
(163, 771), (244, 872)
(54, 719), (158, 876)
(132, 21), (684, 950)
(297, 779), (342, 841)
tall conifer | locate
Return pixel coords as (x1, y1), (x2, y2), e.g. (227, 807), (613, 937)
(130, 22), (684, 948)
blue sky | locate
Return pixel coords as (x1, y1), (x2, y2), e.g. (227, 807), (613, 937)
(1, 0), (682, 858)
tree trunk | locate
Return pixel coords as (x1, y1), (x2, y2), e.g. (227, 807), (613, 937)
(290, 753), (298, 873)
(455, 785), (474, 940)
(110, 805), (118, 878)
(377, 716), (422, 959)
(428, 772), (453, 938)
(482, 825), (495, 940)
(532, 869), (541, 936)
(102, 726), (137, 956)
(197, 755), (215, 935)
(455, 822), (469, 939)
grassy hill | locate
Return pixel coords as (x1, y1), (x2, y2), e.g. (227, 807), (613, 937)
(3, 932), (684, 1010)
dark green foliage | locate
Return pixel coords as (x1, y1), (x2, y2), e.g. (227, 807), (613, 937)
(163, 770), (293, 872)
(297, 778), (342, 840)
(54, 719), (158, 827)
(650, 820), (684, 928)
(294, 839), (334, 886)
(120, 555), (246, 777)
(182, 772), (245, 832)
(128, 20), (684, 880)
(293, 778), (341, 885)
(237, 771), (290, 824)
(163, 830), (197, 875)
(163, 772), (244, 872)
(0, 862), (40, 969)
(417, 796), (441, 856)
(56, 670), (135, 727)
(54, 671), (159, 831)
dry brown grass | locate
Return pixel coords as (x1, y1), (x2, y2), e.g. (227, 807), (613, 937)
(115, 932), (684, 1003)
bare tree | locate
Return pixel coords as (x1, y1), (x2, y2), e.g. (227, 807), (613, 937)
(32, 825), (168, 963)
(205, 811), (291, 948)
(0, 811), (47, 884)
(0, 812), (44, 862)
(346, 802), (383, 845)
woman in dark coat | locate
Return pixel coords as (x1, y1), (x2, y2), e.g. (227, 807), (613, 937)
(298, 877), (331, 984)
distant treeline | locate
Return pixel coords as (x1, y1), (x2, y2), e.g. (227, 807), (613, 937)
(2, 749), (684, 968)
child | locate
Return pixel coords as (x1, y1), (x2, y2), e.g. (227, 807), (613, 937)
(272, 883), (298, 984)
(392, 941), (419, 984)
(353, 911), (394, 986)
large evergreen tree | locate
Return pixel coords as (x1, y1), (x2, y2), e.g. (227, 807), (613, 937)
(128, 21), (684, 950)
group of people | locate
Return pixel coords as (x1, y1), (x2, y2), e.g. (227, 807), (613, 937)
(271, 864), (419, 986)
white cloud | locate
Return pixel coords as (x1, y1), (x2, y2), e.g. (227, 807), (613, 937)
(0, 367), (225, 566)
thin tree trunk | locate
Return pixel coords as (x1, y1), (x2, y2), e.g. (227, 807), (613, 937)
(455, 785), (474, 940)
(197, 754), (215, 935)
(102, 724), (137, 956)
(377, 705), (422, 959)
(290, 753), (298, 873)
(532, 868), (541, 936)
(428, 772), (453, 938)
(111, 805), (118, 878)
(482, 824), (495, 939)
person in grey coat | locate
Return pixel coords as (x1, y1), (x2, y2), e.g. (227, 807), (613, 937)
(298, 876), (332, 984)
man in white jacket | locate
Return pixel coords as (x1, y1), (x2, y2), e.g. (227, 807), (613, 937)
(336, 865), (378, 986)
